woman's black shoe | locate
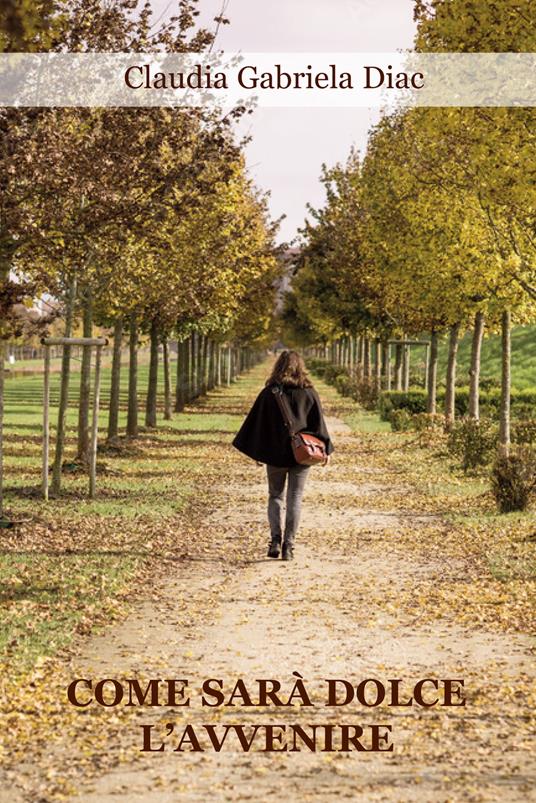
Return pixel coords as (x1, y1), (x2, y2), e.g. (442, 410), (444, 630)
(268, 540), (281, 558)
(282, 542), (294, 561)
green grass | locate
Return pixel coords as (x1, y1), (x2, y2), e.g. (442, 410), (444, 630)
(308, 370), (391, 433)
(487, 537), (536, 582)
(0, 552), (138, 660)
(0, 358), (253, 669)
(437, 324), (536, 390)
(341, 409), (391, 433)
(312, 361), (535, 576)
(4, 348), (152, 375)
(424, 476), (488, 498)
(3, 353), (534, 670)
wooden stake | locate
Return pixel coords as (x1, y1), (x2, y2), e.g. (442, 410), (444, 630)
(402, 338), (410, 392)
(89, 346), (102, 499)
(499, 309), (511, 458)
(42, 346), (51, 500)
(0, 341), (4, 518)
(217, 344), (222, 386)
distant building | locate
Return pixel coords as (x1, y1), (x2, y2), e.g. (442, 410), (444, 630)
(30, 294), (60, 319)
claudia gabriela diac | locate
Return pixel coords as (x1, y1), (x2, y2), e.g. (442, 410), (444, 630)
(124, 63), (425, 92)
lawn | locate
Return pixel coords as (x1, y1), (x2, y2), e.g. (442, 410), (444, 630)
(1, 357), (250, 670)
(2, 354), (535, 675)
(437, 324), (536, 390)
(312, 368), (536, 592)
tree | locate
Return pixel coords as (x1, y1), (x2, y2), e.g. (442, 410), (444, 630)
(414, 0), (536, 443)
(1, 0), (279, 502)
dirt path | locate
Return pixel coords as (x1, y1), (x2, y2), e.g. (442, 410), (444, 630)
(8, 363), (535, 803)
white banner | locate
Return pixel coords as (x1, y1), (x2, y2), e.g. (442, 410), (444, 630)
(1, 52), (535, 108)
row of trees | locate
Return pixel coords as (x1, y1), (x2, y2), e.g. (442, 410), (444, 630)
(305, 335), (424, 395)
(0, 0), (281, 510)
(283, 0), (536, 454)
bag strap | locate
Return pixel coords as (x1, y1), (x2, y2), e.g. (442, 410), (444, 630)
(271, 385), (298, 437)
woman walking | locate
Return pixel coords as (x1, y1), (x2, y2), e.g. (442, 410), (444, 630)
(232, 350), (333, 561)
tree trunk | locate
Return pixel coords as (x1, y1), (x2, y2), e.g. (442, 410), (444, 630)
(184, 335), (192, 401)
(175, 339), (186, 412)
(363, 337), (371, 381)
(211, 340), (218, 390)
(374, 339), (382, 392)
(227, 345), (232, 385)
(208, 340), (215, 390)
(222, 346), (227, 386)
(394, 344), (403, 391)
(191, 331), (198, 398)
(88, 345), (102, 499)
(426, 330), (439, 414)
(197, 334), (204, 393)
(145, 319), (159, 427)
(356, 336), (363, 381)
(126, 314), (138, 437)
(202, 336), (208, 389)
(445, 322), (460, 429)
(402, 338), (410, 391)
(201, 336), (209, 395)
(0, 340), (4, 518)
(209, 339), (215, 387)
(77, 290), (93, 464)
(177, 340), (185, 413)
(381, 339), (390, 390)
(217, 344), (222, 386)
(499, 309), (511, 457)
(196, 333), (204, 393)
(163, 337), (172, 420)
(469, 311), (485, 420)
(51, 276), (77, 494)
(107, 319), (123, 441)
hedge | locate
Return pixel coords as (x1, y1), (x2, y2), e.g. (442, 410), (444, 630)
(379, 388), (536, 421)
(307, 359), (535, 421)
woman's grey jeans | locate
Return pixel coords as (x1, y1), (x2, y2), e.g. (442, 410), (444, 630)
(266, 464), (310, 545)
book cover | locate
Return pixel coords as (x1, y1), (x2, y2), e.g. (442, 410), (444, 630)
(0, 2), (534, 801)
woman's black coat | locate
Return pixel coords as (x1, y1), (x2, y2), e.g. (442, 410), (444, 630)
(232, 383), (334, 467)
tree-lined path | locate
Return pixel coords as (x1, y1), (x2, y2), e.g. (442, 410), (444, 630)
(4, 360), (534, 803)
(1, 2), (535, 799)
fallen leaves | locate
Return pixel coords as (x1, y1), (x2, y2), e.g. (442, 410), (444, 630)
(0, 364), (535, 802)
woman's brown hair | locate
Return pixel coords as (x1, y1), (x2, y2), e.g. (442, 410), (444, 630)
(266, 350), (313, 388)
